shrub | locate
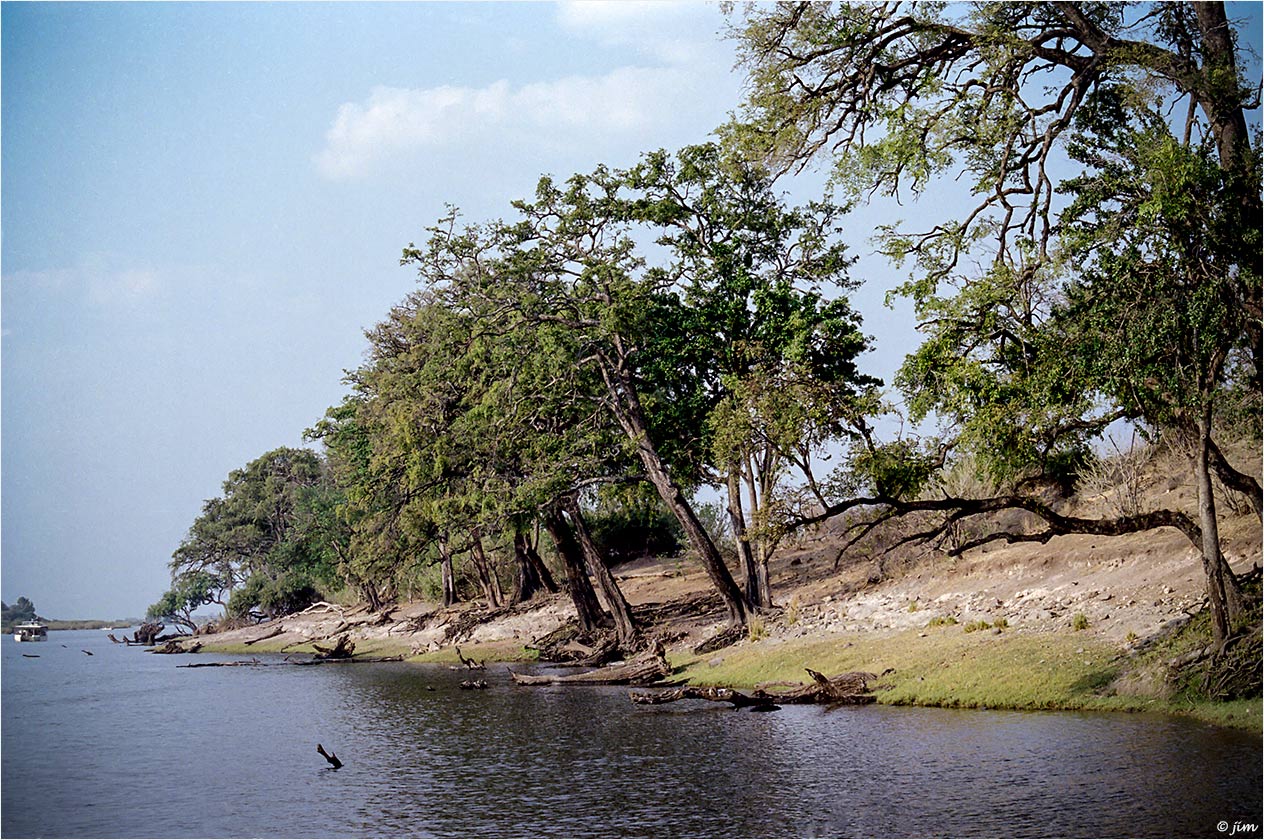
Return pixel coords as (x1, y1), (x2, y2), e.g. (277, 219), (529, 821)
(963, 620), (991, 633)
(927, 615), (959, 627)
(1072, 613), (1090, 631)
(748, 615), (768, 641)
(785, 596), (801, 626)
(907, 601), (920, 613)
(992, 617), (1009, 630)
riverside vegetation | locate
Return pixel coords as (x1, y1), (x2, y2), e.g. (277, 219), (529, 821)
(154, 2), (1261, 728)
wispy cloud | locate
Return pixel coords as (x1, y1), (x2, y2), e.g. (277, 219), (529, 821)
(555, 0), (718, 63)
(313, 2), (733, 181)
(2, 260), (164, 316)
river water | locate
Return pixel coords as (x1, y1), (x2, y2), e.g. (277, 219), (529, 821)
(2, 630), (1260, 838)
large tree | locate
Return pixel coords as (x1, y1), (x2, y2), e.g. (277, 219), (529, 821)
(168, 447), (340, 620)
(726, 1), (1260, 645)
(405, 144), (876, 627)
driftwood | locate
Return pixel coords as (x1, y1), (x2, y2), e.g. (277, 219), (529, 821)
(243, 626), (285, 646)
(125, 622), (164, 646)
(510, 639), (670, 686)
(454, 646), (486, 670)
(81, 649), (94, 656)
(312, 635), (355, 660)
(459, 679), (489, 690)
(630, 669), (883, 709)
(176, 655), (403, 669)
(151, 640), (203, 654)
(178, 659), (264, 668)
(107, 634), (123, 644)
(317, 744), (343, 769)
(692, 626), (745, 655)
(293, 655), (403, 666)
(22, 654), (39, 658)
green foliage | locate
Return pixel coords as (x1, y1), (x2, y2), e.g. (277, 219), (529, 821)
(963, 620), (991, 633)
(1071, 613), (1090, 632)
(584, 487), (683, 565)
(727, 0), (1260, 501)
(927, 615), (958, 627)
(167, 447), (342, 619)
(148, 570), (223, 632)
(1, 597), (39, 630)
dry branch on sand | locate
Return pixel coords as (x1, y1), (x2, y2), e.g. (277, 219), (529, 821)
(630, 668), (884, 709)
(509, 638), (671, 686)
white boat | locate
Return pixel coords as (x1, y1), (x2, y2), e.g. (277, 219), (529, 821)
(13, 622), (49, 642)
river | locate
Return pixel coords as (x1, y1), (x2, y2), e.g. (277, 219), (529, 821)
(2, 629), (1260, 838)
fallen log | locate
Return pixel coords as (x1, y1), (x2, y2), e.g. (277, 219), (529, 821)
(106, 634), (123, 644)
(312, 635), (355, 660)
(293, 654), (404, 666)
(243, 626), (285, 646)
(630, 668), (883, 708)
(317, 743), (343, 769)
(454, 646), (486, 670)
(510, 639), (670, 686)
(151, 640), (203, 654)
(178, 659), (264, 668)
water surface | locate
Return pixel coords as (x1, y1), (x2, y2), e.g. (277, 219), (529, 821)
(3, 630), (1260, 837)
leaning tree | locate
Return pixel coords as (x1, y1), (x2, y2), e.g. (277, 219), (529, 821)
(725, 1), (1260, 645)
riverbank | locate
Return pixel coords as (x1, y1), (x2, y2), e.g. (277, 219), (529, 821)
(189, 591), (1260, 732)
(186, 465), (1262, 732)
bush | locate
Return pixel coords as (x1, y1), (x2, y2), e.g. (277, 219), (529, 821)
(1071, 613), (1090, 631)
(586, 492), (684, 564)
(228, 571), (322, 619)
(927, 615), (958, 627)
(963, 620), (991, 633)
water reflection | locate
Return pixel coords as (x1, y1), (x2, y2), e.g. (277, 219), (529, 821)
(3, 636), (1261, 838)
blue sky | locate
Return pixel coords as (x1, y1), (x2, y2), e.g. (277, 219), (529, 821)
(2, 2), (1258, 619)
(3, 0), (855, 619)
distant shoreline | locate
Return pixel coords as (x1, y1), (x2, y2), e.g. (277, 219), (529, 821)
(3, 619), (138, 633)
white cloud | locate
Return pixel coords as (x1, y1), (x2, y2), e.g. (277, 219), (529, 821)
(313, 1), (736, 181)
(2, 261), (164, 313)
(315, 64), (717, 181)
(87, 268), (161, 308)
(555, 1), (719, 63)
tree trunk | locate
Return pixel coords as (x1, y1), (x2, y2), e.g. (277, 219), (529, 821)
(468, 532), (503, 609)
(606, 374), (748, 627)
(510, 529), (543, 605)
(743, 454), (775, 610)
(524, 527), (559, 593)
(438, 534), (459, 608)
(543, 509), (609, 632)
(1194, 411), (1245, 647)
(728, 468), (763, 611)
(563, 497), (638, 648)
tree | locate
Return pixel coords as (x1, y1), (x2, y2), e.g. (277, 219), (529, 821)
(620, 144), (879, 609)
(726, 1), (1260, 645)
(405, 144), (876, 627)
(168, 447), (341, 621)
(148, 571), (222, 634)
(2, 597), (39, 627)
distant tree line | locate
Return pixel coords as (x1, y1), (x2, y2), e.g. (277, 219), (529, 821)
(152, 2), (1259, 651)
(2, 597), (40, 630)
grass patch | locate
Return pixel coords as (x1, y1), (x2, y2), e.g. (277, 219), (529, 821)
(1071, 613), (1090, 631)
(962, 620), (991, 633)
(671, 628), (1121, 711)
(926, 615), (958, 627)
